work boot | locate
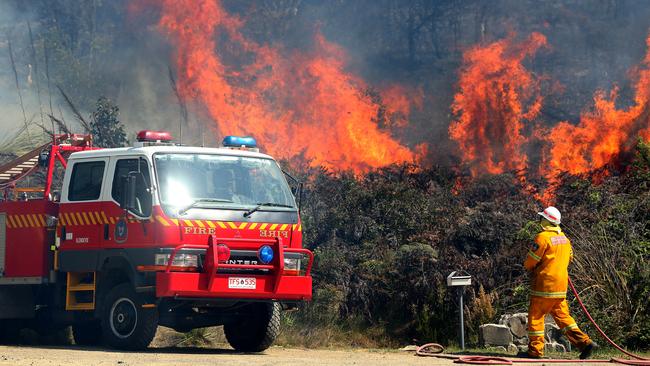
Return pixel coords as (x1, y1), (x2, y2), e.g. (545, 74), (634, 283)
(515, 351), (542, 359)
(579, 342), (598, 359)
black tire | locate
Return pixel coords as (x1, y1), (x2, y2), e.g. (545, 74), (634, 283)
(72, 321), (103, 346)
(224, 302), (280, 352)
(100, 283), (158, 350)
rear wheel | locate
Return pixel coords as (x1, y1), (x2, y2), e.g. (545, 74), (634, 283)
(72, 321), (102, 346)
(100, 283), (158, 350)
(224, 302), (280, 352)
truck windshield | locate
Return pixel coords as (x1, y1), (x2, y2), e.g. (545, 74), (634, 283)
(154, 153), (295, 213)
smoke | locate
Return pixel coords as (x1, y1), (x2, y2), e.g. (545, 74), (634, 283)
(2, 0), (650, 182)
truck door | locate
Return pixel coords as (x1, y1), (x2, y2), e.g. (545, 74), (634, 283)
(59, 158), (109, 253)
(102, 157), (154, 248)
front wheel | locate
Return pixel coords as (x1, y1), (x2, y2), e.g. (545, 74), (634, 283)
(224, 302), (280, 352)
(100, 283), (158, 350)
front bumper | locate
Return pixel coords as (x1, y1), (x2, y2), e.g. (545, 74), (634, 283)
(155, 236), (313, 301)
(156, 272), (312, 300)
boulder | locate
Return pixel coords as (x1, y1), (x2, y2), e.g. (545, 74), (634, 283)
(506, 314), (528, 338)
(480, 324), (513, 346)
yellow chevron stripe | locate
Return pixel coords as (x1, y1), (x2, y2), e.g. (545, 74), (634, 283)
(101, 212), (110, 225)
(6, 216), (13, 228)
(270, 224), (278, 230)
(32, 214), (41, 227)
(156, 216), (170, 226)
(66, 213), (76, 226)
(196, 220), (205, 228)
(109, 216), (116, 225)
(182, 220), (192, 227)
(298, 224), (302, 231)
(75, 212), (84, 225)
(83, 212), (95, 225)
(93, 212), (103, 225)
(249, 223), (257, 230)
(292, 224), (297, 230)
(58, 214), (66, 226)
(169, 218), (179, 226)
(227, 222), (237, 229)
(217, 221), (227, 229)
(206, 221), (216, 228)
(280, 224), (288, 230)
(25, 214), (35, 227)
(259, 223), (268, 230)
(238, 222), (247, 229)
(38, 214), (46, 227)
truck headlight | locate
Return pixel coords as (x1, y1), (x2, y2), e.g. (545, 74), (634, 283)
(283, 253), (309, 276)
(155, 253), (198, 268)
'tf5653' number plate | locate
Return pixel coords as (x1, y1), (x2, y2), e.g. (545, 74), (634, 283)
(228, 277), (256, 289)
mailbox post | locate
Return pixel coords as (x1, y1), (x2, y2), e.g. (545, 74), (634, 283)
(447, 271), (472, 350)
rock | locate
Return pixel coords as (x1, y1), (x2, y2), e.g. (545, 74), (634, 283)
(506, 314), (528, 338)
(514, 336), (529, 346)
(508, 343), (519, 353)
(480, 324), (513, 346)
(498, 314), (512, 325)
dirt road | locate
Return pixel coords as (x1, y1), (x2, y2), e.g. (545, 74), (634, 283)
(0, 345), (443, 366)
(0, 345), (618, 366)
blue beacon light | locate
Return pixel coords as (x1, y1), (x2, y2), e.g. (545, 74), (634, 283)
(222, 136), (257, 148)
(258, 245), (274, 264)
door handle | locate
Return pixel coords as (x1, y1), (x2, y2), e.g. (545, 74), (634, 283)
(104, 224), (110, 240)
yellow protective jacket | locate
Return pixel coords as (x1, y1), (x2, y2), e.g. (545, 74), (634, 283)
(524, 225), (573, 298)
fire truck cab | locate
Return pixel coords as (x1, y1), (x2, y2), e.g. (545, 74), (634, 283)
(0, 132), (312, 352)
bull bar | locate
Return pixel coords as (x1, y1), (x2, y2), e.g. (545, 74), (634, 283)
(156, 236), (313, 301)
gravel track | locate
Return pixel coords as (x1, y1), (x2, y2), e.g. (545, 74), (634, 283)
(0, 345), (618, 366)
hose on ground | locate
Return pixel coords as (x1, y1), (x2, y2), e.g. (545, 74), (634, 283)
(568, 277), (649, 363)
(414, 278), (650, 365)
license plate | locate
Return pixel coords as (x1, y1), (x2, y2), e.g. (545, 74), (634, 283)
(228, 277), (256, 289)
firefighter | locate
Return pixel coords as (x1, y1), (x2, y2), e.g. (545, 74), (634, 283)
(519, 206), (598, 359)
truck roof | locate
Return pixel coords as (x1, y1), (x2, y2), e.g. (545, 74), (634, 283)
(68, 145), (276, 161)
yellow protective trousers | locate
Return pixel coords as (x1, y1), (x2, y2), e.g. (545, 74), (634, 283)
(527, 296), (592, 357)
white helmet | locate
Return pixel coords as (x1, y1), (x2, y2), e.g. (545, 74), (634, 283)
(538, 206), (561, 225)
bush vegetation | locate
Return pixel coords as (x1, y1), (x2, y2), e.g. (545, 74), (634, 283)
(281, 140), (650, 350)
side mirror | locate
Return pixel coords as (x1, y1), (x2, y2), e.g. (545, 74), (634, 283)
(120, 175), (137, 210)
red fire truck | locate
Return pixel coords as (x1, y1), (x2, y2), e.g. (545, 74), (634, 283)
(0, 132), (312, 351)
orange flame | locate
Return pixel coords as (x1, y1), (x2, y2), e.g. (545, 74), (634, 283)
(147, 0), (423, 174)
(450, 31), (650, 204)
(542, 34), (650, 179)
(449, 33), (548, 177)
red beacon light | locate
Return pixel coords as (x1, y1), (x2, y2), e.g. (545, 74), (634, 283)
(135, 130), (174, 147)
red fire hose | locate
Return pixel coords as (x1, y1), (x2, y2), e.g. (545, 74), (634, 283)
(415, 278), (650, 365)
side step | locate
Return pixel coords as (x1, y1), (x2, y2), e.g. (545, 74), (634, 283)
(66, 272), (95, 311)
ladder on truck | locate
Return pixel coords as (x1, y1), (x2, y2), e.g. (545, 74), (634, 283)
(0, 134), (95, 201)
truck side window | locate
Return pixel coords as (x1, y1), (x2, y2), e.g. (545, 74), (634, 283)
(68, 161), (105, 201)
(112, 159), (152, 217)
